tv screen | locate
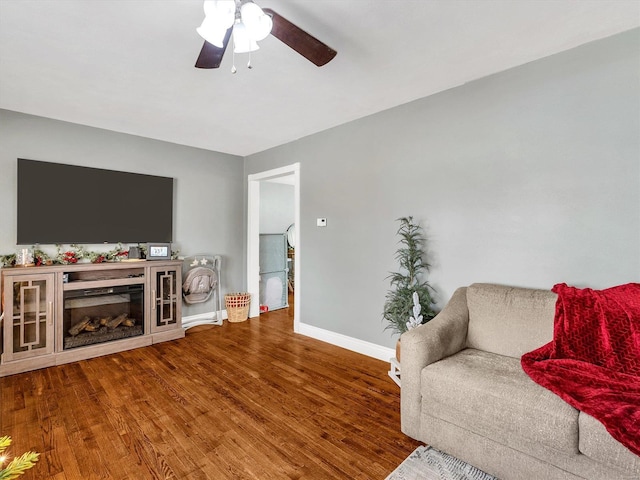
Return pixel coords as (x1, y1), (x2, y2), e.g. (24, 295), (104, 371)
(17, 159), (174, 244)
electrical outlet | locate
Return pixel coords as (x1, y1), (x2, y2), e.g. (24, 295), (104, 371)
(316, 218), (327, 227)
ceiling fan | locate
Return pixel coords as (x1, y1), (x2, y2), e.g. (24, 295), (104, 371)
(195, 0), (337, 70)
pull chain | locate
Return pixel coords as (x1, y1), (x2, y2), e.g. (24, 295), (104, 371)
(231, 34), (237, 74)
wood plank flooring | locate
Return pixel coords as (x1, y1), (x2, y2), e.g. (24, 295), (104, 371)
(0, 303), (421, 479)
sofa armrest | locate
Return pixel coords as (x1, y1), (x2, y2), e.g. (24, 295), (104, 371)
(400, 286), (469, 439)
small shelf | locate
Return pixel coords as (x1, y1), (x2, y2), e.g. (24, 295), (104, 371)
(13, 319), (41, 325)
(63, 276), (145, 291)
(64, 266), (145, 283)
(12, 312), (45, 318)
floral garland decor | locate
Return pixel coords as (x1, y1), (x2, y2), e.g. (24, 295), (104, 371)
(55, 244), (128, 264)
(1, 244), (178, 267)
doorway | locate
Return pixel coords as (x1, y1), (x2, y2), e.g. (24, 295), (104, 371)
(247, 163), (300, 332)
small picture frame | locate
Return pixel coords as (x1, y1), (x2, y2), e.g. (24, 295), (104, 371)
(147, 243), (171, 261)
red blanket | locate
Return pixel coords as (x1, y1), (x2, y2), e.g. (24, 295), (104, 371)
(521, 283), (640, 456)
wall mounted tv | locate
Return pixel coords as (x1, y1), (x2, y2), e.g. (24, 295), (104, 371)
(17, 159), (174, 244)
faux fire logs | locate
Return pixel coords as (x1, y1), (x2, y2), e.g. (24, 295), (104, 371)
(68, 316), (91, 336)
(68, 314), (136, 336)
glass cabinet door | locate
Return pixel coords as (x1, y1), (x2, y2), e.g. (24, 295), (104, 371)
(150, 267), (181, 333)
(3, 274), (55, 362)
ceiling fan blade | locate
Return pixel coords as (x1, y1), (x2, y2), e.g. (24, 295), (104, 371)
(194, 28), (232, 69)
(262, 8), (336, 67)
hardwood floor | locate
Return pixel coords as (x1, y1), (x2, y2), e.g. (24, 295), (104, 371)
(0, 303), (421, 479)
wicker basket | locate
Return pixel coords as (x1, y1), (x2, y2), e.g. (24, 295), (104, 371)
(225, 293), (251, 323)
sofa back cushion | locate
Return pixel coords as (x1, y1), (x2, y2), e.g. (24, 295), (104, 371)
(466, 283), (556, 358)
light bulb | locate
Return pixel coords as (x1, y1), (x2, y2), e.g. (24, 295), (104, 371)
(196, 16), (228, 48)
(203, 0), (235, 28)
(233, 21), (259, 53)
(241, 2), (272, 41)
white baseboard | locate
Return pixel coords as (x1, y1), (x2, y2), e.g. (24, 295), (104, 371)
(296, 322), (395, 362)
(182, 312), (396, 363)
(182, 310), (227, 329)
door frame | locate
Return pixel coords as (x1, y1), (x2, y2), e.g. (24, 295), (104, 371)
(247, 163), (300, 332)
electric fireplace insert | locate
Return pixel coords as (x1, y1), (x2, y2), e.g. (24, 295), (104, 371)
(63, 284), (145, 350)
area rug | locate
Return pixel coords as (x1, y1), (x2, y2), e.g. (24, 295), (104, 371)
(385, 446), (498, 480)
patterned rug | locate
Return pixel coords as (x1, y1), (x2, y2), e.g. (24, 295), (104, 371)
(386, 446), (498, 480)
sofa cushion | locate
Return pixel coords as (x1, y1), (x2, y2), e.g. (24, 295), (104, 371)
(421, 348), (578, 455)
(579, 412), (640, 473)
(466, 283), (556, 358)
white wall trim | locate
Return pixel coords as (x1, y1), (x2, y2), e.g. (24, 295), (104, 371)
(247, 163), (300, 332)
(247, 179), (261, 318)
(182, 310), (227, 329)
(297, 322), (395, 362)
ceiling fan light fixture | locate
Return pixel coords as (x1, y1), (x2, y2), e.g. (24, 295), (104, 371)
(232, 21), (260, 53)
(240, 1), (273, 41)
(196, 16), (228, 48)
(202, 0), (235, 26)
(195, 2), (337, 70)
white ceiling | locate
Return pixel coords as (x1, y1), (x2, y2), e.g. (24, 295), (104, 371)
(1, 1), (638, 157)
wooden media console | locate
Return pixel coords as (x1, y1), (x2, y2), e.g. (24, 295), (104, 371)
(0, 260), (183, 377)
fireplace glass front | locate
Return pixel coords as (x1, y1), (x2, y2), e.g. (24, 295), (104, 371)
(63, 284), (144, 350)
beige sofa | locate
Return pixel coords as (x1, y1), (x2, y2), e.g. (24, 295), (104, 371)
(400, 283), (640, 480)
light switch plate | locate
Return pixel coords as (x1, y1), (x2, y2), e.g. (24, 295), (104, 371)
(317, 218), (327, 227)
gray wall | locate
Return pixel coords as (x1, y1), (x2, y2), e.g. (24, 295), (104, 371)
(245, 29), (640, 348)
(0, 109), (245, 316)
(260, 181), (294, 234)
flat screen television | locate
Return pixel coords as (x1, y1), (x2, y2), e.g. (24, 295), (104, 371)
(17, 159), (174, 244)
